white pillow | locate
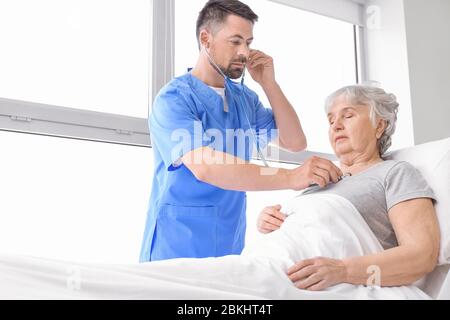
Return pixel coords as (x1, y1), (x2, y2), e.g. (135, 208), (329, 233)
(384, 137), (450, 265)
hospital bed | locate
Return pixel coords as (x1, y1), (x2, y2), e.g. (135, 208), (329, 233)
(0, 137), (449, 300)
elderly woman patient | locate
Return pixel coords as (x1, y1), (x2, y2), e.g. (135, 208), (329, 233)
(257, 85), (440, 291)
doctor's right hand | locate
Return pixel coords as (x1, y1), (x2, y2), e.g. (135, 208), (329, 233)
(257, 204), (287, 234)
(287, 156), (343, 191)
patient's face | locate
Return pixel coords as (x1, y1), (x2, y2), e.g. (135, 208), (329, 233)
(327, 96), (379, 159)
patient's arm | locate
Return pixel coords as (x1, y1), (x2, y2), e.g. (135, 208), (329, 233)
(343, 198), (440, 287)
(288, 198), (440, 290)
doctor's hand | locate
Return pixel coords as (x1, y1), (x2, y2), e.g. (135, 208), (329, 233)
(257, 204), (287, 234)
(287, 257), (348, 291)
(247, 49), (276, 88)
(288, 156), (343, 191)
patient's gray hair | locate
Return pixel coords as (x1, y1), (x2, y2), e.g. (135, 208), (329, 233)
(325, 85), (399, 155)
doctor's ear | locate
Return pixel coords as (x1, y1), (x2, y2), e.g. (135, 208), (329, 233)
(199, 30), (211, 49)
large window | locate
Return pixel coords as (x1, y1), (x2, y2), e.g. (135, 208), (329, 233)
(0, 0), (151, 118)
(0, 0), (154, 263)
(0, 131), (153, 263)
(175, 0), (357, 154)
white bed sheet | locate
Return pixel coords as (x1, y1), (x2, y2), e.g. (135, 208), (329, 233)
(416, 264), (450, 299)
(0, 194), (437, 300)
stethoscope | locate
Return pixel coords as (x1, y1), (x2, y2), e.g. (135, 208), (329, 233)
(203, 46), (270, 167)
(307, 172), (352, 189)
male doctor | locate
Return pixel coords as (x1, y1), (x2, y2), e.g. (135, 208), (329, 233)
(140, 0), (342, 262)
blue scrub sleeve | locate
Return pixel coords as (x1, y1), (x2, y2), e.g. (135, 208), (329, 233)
(150, 88), (210, 171)
(253, 95), (278, 150)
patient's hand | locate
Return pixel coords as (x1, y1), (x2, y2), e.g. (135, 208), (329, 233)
(287, 257), (347, 291)
(257, 204), (287, 234)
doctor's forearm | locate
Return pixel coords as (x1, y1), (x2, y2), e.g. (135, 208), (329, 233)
(262, 81), (307, 151)
(183, 148), (293, 191)
(200, 162), (292, 191)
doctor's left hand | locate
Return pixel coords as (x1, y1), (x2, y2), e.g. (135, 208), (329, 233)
(287, 257), (348, 291)
(247, 49), (276, 88)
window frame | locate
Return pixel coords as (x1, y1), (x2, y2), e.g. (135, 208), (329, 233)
(0, 0), (158, 147)
(0, 0), (367, 164)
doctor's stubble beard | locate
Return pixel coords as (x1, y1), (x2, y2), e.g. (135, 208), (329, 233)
(209, 57), (247, 79)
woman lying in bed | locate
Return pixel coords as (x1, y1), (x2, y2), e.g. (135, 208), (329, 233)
(0, 85), (440, 300)
(257, 85), (440, 291)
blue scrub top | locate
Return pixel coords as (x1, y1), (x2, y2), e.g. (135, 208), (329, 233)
(139, 72), (277, 262)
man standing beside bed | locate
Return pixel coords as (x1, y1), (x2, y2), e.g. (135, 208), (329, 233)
(143, 0), (343, 262)
(258, 85), (440, 291)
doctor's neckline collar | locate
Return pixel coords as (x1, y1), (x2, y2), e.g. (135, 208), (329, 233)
(187, 69), (243, 92)
(185, 70), (225, 106)
(188, 68), (225, 88)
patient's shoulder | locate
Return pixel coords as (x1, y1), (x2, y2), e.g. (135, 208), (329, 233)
(366, 160), (424, 186)
(383, 160), (436, 209)
(364, 159), (403, 177)
(384, 160), (421, 178)
(371, 160), (415, 174)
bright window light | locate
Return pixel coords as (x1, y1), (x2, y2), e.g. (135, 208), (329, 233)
(0, 0), (152, 118)
(0, 131), (153, 263)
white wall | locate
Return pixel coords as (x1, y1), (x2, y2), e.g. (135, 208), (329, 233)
(363, 0), (415, 150)
(363, 0), (450, 148)
(403, 0), (450, 144)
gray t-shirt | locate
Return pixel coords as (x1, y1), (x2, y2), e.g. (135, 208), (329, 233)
(302, 160), (436, 249)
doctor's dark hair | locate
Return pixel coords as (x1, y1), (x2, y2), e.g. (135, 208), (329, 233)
(196, 0), (258, 47)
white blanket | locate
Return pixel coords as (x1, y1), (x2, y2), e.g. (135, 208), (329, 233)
(0, 194), (430, 300)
